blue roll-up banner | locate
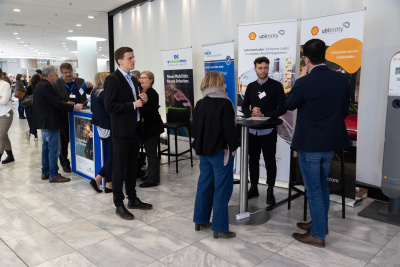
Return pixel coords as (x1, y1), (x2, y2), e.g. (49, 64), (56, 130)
(202, 41), (236, 107)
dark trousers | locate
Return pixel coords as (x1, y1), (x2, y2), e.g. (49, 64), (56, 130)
(59, 117), (70, 167)
(249, 129), (277, 187)
(18, 99), (25, 117)
(143, 134), (160, 184)
(112, 125), (141, 207)
(25, 107), (37, 137)
(98, 136), (113, 183)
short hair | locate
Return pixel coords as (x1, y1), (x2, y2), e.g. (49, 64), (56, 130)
(131, 70), (140, 79)
(254, 57), (270, 67)
(36, 69), (42, 75)
(93, 72), (109, 89)
(303, 39), (326, 65)
(140, 71), (154, 85)
(200, 71), (225, 92)
(29, 74), (41, 87)
(16, 74), (22, 81)
(42, 66), (56, 77)
(60, 63), (73, 72)
(114, 47), (133, 66)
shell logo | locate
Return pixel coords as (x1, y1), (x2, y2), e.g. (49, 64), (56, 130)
(394, 58), (397, 61)
(311, 26), (319, 36)
(249, 32), (256, 40)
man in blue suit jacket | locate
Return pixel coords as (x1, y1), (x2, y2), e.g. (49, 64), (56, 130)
(286, 39), (350, 248)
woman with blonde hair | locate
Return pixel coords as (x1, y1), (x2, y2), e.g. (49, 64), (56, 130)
(0, 69), (15, 164)
(89, 72), (113, 193)
(192, 71), (238, 239)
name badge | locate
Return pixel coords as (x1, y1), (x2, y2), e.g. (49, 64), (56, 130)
(70, 94), (76, 99)
(79, 88), (85, 95)
(258, 92), (266, 99)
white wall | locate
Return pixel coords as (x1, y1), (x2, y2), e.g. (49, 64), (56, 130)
(113, 0), (400, 187)
(97, 59), (109, 73)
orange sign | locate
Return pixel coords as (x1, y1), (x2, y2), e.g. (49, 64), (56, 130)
(249, 32), (256, 40)
(325, 38), (363, 74)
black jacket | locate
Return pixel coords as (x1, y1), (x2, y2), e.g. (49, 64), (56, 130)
(241, 78), (286, 119)
(33, 79), (74, 129)
(142, 87), (164, 139)
(90, 88), (111, 130)
(104, 69), (141, 138)
(192, 97), (238, 156)
(285, 65), (350, 152)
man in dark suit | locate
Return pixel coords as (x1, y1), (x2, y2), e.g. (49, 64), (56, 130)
(33, 65), (83, 183)
(286, 39), (350, 248)
(104, 47), (152, 220)
(241, 56), (286, 205)
(54, 63), (93, 173)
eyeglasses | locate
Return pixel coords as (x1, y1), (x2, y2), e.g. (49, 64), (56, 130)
(139, 77), (149, 80)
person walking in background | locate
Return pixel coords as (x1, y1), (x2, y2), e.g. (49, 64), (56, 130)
(33, 66), (83, 183)
(0, 69), (15, 164)
(138, 71), (164, 188)
(192, 71), (238, 239)
(25, 74), (41, 141)
(89, 72), (113, 193)
(15, 74), (27, 119)
(286, 39), (350, 248)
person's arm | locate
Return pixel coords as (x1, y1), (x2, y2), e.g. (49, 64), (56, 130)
(43, 85), (74, 112)
(142, 89), (160, 116)
(104, 75), (135, 114)
(261, 83), (286, 118)
(222, 101), (239, 153)
(241, 86), (252, 117)
(0, 83), (11, 105)
(285, 81), (304, 111)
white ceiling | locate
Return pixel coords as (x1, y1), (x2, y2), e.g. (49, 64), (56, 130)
(0, 0), (133, 60)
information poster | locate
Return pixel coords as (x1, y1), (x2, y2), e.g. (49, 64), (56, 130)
(74, 116), (95, 178)
(162, 47), (194, 137)
(300, 10), (365, 198)
(202, 41), (235, 106)
(238, 20), (298, 183)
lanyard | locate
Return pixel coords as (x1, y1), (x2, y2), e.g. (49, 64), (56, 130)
(62, 78), (75, 92)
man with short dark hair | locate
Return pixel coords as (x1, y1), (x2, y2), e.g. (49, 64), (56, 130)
(241, 56), (286, 205)
(104, 47), (152, 220)
(286, 39), (350, 248)
(33, 66), (83, 183)
(36, 69), (43, 78)
(54, 63), (93, 172)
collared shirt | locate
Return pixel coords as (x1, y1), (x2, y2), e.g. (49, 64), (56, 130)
(249, 77), (273, 136)
(118, 67), (140, 122)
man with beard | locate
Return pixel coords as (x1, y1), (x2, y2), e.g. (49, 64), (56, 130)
(54, 63), (93, 173)
(241, 56), (286, 205)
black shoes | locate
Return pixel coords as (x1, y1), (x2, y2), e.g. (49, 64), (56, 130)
(195, 222), (212, 231)
(213, 231), (236, 239)
(89, 179), (102, 193)
(62, 165), (72, 173)
(248, 186), (259, 199)
(266, 187), (276, 205)
(116, 206), (134, 220)
(1, 155), (15, 164)
(139, 182), (159, 188)
(127, 197), (153, 210)
(104, 187), (113, 193)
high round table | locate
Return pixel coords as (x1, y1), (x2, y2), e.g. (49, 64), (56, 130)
(228, 117), (283, 225)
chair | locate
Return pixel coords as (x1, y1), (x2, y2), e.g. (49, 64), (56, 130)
(158, 108), (193, 173)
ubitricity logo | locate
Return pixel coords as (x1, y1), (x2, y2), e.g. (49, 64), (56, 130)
(249, 30), (285, 40)
(312, 22), (351, 36)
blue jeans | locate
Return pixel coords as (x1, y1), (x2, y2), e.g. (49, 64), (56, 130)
(41, 129), (60, 179)
(18, 99), (25, 117)
(298, 150), (334, 239)
(193, 150), (234, 233)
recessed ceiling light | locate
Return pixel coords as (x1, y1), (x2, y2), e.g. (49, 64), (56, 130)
(62, 42), (66, 44)
(24, 44), (28, 47)
(76, 24), (81, 27)
(13, 9), (20, 12)
(68, 30), (73, 32)
(13, 32), (18, 35)
(88, 16), (94, 19)
(16, 37), (20, 40)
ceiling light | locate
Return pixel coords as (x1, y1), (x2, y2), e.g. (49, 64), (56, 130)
(13, 9), (20, 12)
(62, 42), (66, 44)
(13, 32), (18, 35)
(16, 37), (20, 40)
(76, 24), (81, 27)
(88, 16), (94, 19)
(24, 44), (28, 47)
(68, 30), (73, 32)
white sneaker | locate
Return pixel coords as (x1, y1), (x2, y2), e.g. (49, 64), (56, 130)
(34, 137), (38, 141)
(26, 131), (30, 141)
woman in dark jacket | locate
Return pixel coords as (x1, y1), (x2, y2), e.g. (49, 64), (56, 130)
(25, 74), (41, 141)
(139, 71), (164, 188)
(89, 72), (113, 193)
(15, 74), (27, 119)
(192, 71), (238, 239)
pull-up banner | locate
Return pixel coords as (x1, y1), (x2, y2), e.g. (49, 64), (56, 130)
(300, 10), (365, 199)
(238, 20), (298, 183)
(162, 47), (194, 137)
(202, 41), (235, 107)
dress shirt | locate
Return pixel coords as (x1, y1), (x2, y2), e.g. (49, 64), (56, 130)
(118, 68), (140, 122)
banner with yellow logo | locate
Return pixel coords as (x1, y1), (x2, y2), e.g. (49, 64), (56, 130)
(300, 9), (365, 199)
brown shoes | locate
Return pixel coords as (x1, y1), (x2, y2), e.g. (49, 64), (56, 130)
(49, 175), (71, 183)
(292, 232), (325, 248)
(41, 174), (49, 180)
(195, 222), (212, 231)
(213, 231), (236, 239)
(297, 221), (329, 235)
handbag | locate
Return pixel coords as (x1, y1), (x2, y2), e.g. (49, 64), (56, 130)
(21, 94), (33, 107)
(15, 90), (26, 100)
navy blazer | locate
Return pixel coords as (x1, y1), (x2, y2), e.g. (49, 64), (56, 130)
(285, 65), (350, 152)
(104, 69), (140, 138)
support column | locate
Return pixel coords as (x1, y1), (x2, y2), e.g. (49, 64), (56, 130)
(76, 38), (97, 82)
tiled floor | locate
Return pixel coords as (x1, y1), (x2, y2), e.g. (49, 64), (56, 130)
(1, 103), (399, 267)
